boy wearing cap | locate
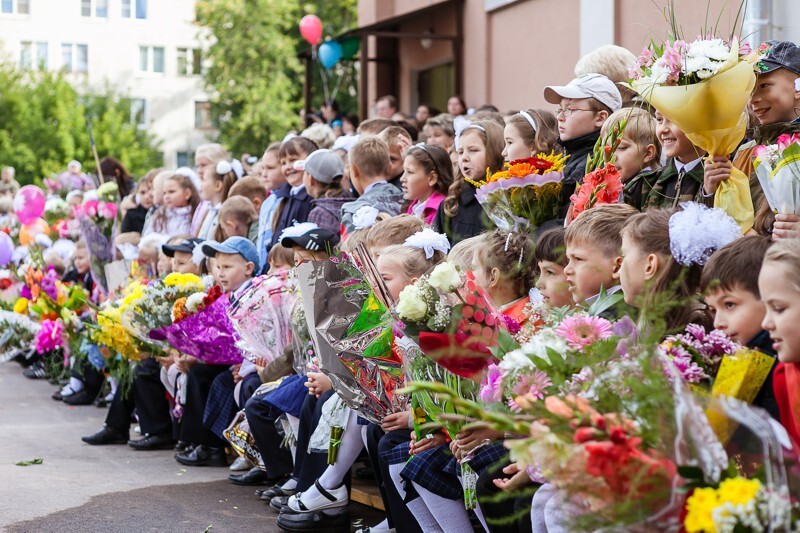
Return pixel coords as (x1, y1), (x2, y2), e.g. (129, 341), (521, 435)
(162, 237), (206, 274)
(302, 149), (353, 236)
(340, 137), (403, 235)
(201, 236), (259, 296)
(735, 40), (800, 237)
(543, 73), (623, 212)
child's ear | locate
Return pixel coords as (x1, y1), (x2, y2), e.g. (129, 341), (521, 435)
(490, 267), (501, 288)
(613, 256), (623, 274)
(427, 171), (438, 187)
(644, 144), (658, 167)
(644, 253), (660, 281)
(594, 110), (609, 129)
(350, 163), (361, 180)
(245, 262), (255, 277)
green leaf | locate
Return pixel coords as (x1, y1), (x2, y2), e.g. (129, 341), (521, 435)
(587, 287), (624, 317)
(15, 458), (43, 466)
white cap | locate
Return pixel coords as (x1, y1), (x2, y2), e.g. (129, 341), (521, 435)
(543, 73), (622, 113)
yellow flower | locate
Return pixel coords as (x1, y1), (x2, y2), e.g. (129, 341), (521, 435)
(14, 297), (29, 314)
(163, 272), (202, 288)
(716, 477), (761, 506)
(684, 487), (719, 533)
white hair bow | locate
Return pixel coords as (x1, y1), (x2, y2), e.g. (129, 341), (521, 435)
(216, 160), (233, 175)
(669, 202), (741, 267)
(404, 228), (451, 259)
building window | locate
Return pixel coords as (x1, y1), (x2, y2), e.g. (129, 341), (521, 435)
(138, 45), (165, 74)
(62, 43), (88, 73)
(177, 48), (202, 76)
(194, 101), (217, 129)
(176, 151), (191, 168)
(2, 0), (29, 14)
(22, 41), (47, 70)
(81, 0), (107, 18)
(19, 41), (31, 69)
(122, 0), (146, 19)
(130, 98), (148, 128)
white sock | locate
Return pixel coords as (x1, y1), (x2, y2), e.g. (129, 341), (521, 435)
(389, 463), (406, 500)
(62, 377), (84, 395)
(474, 501), (489, 532)
(108, 376), (118, 394)
(317, 411), (364, 490)
(280, 477), (298, 491)
(414, 482), (472, 531)
(370, 518), (390, 530)
(406, 487), (444, 533)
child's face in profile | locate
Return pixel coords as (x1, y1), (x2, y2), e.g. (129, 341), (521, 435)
(618, 232), (658, 307)
(215, 252), (253, 293)
(267, 258), (290, 275)
(73, 248), (91, 275)
(502, 123), (532, 163)
(759, 261), (800, 363)
(705, 285), (765, 345)
(564, 239), (621, 305)
(292, 248), (328, 266)
(157, 251), (172, 277)
(614, 135), (654, 182)
(171, 251), (201, 275)
(377, 255), (411, 302)
(536, 260), (573, 308)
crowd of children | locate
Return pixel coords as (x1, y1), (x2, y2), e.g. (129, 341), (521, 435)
(2, 36), (800, 533)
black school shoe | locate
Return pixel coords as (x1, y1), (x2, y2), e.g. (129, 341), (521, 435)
(228, 467), (270, 485)
(82, 426), (130, 445)
(175, 445), (228, 467)
(128, 433), (174, 451)
(276, 506), (350, 533)
(62, 389), (96, 406)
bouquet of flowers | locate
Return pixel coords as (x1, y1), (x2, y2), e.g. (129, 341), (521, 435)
(91, 301), (143, 361)
(570, 121), (626, 219)
(0, 309), (40, 360)
(150, 284), (242, 365)
(469, 152), (566, 231)
(228, 271), (296, 366)
(630, 33), (766, 232)
(121, 273), (205, 354)
(43, 197), (70, 226)
(753, 133), (800, 215)
(662, 324), (775, 441)
(395, 261), (502, 379)
(74, 182), (121, 293)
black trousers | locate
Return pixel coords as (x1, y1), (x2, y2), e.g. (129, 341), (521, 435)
(476, 458), (534, 533)
(366, 424), (421, 533)
(72, 358), (105, 398)
(245, 392), (295, 480)
(294, 389), (336, 492)
(179, 363), (229, 447)
(105, 358), (172, 436)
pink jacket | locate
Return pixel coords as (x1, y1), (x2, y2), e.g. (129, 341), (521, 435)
(406, 192), (445, 225)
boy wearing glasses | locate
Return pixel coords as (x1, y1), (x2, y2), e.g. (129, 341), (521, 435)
(544, 73), (623, 214)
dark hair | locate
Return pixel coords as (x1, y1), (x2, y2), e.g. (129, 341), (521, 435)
(357, 118), (398, 136)
(477, 229), (536, 298)
(205, 164), (238, 203)
(343, 114), (359, 130)
(448, 95), (467, 115)
(507, 109), (560, 154)
(534, 227), (567, 266)
(152, 174), (200, 231)
(700, 235), (773, 298)
(100, 156), (133, 197)
(377, 94), (398, 109)
(279, 137), (318, 160)
(397, 120), (419, 142)
(405, 144), (454, 195)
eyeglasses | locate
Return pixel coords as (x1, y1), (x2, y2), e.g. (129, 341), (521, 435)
(555, 107), (594, 118)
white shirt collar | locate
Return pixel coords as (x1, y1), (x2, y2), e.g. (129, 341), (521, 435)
(290, 184), (305, 196)
(674, 155), (704, 174)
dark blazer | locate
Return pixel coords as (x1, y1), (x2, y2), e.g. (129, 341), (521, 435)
(433, 183), (487, 245)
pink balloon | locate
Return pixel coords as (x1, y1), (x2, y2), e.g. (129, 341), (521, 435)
(299, 14), (323, 46)
(13, 185), (46, 225)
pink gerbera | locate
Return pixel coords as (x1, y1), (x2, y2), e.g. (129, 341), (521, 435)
(555, 315), (613, 349)
(508, 370), (552, 411)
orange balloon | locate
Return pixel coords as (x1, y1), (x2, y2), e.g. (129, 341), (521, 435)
(19, 218), (50, 246)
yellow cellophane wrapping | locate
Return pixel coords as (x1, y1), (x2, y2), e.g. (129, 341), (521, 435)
(633, 44), (756, 233)
(705, 348), (775, 443)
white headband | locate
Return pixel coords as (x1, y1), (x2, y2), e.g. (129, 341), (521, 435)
(518, 110), (537, 132)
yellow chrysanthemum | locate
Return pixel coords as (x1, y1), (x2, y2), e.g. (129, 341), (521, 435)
(14, 297), (29, 314)
(684, 487), (719, 533)
(716, 477), (761, 506)
(163, 272), (203, 288)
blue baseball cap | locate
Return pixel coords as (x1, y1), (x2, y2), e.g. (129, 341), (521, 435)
(202, 237), (260, 269)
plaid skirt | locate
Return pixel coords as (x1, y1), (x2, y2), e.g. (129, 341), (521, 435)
(203, 371), (237, 440)
(400, 444), (462, 500)
(382, 440), (412, 466)
(444, 441), (508, 477)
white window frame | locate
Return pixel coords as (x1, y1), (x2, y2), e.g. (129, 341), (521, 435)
(19, 41), (32, 69)
(81, 0), (108, 18)
(62, 43), (88, 73)
(177, 47), (202, 76)
(35, 41), (47, 70)
(121, 0), (146, 19)
(130, 98), (148, 128)
(138, 45), (165, 75)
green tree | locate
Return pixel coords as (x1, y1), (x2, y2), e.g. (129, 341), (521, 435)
(0, 64), (161, 186)
(195, 0), (358, 156)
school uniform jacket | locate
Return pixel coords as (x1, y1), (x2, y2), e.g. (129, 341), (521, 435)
(624, 159), (711, 210)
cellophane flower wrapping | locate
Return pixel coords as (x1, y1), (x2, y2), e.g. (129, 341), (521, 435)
(76, 188), (120, 295)
(396, 263), (502, 380)
(151, 295), (242, 365)
(471, 153), (565, 231)
(296, 255), (406, 424)
(0, 309), (40, 361)
(753, 134), (800, 214)
(631, 38), (760, 232)
(228, 271), (296, 366)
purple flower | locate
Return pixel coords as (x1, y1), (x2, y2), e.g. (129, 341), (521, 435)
(20, 285), (31, 300)
(479, 363), (504, 403)
(40, 268), (59, 302)
(664, 353), (709, 384)
(501, 315), (521, 335)
(612, 315), (638, 340)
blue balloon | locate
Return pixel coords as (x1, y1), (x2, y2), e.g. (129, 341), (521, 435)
(318, 41), (342, 69)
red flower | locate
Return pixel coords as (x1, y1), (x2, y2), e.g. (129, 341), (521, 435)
(570, 163), (623, 217)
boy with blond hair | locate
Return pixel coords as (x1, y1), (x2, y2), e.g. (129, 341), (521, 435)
(564, 203), (637, 306)
(340, 137), (403, 235)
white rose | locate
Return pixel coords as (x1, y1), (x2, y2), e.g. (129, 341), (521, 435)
(428, 262), (463, 293)
(522, 329), (568, 364)
(186, 292), (206, 313)
(396, 285), (428, 321)
(498, 349), (535, 373)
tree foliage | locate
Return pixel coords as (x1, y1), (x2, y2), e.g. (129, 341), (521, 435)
(0, 63), (161, 186)
(195, 0), (358, 156)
